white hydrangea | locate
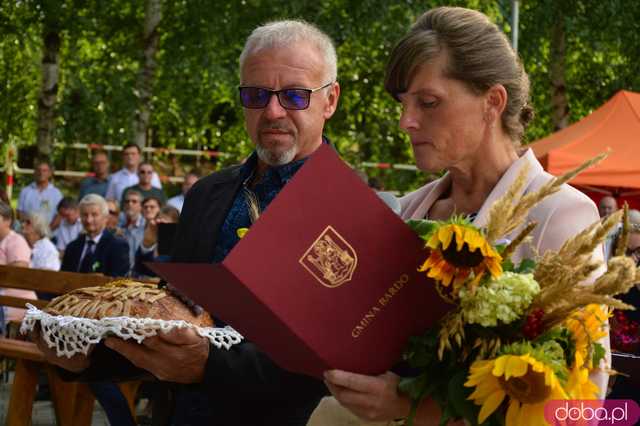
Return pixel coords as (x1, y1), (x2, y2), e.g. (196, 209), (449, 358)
(459, 272), (540, 327)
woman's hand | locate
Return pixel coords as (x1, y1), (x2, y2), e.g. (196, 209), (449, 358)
(105, 327), (209, 384)
(325, 370), (465, 426)
(323, 369), (410, 422)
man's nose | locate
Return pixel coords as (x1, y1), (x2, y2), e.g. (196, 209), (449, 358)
(263, 92), (287, 119)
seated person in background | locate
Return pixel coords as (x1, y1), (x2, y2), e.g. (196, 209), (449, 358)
(79, 150), (111, 199)
(120, 162), (166, 208)
(61, 194), (130, 277)
(52, 197), (82, 256)
(22, 213), (60, 271)
(142, 196), (162, 223)
(167, 172), (199, 213)
(118, 189), (145, 272)
(17, 160), (63, 226)
(0, 201), (33, 328)
(598, 195), (618, 218)
(105, 199), (120, 233)
(134, 205), (180, 278)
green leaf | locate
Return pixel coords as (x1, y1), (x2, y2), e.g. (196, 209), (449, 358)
(398, 374), (428, 401)
(592, 342), (606, 366)
(406, 219), (438, 240)
(447, 370), (478, 424)
(501, 259), (515, 272)
(515, 259), (536, 273)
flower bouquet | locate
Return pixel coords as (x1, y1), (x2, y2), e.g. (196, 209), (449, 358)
(400, 156), (638, 426)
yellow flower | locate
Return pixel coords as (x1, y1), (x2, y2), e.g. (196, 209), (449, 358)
(566, 365), (600, 399)
(563, 304), (607, 399)
(564, 304), (608, 369)
(419, 223), (502, 295)
(465, 354), (567, 426)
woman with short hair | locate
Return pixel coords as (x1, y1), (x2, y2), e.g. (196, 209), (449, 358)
(22, 212), (61, 271)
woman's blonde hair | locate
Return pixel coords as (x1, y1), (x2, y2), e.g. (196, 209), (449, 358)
(25, 212), (51, 239)
(385, 6), (533, 142)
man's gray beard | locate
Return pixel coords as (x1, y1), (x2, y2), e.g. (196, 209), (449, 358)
(256, 144), (297, 166)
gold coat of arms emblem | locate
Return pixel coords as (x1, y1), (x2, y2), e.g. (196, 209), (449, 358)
(299, 226), (358, 288)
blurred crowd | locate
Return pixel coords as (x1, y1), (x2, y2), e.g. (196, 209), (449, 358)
(0, 143), (200, 331)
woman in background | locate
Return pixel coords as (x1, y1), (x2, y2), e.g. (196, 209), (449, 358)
(0, 201), (32, 331)
(22, 212), (61, 271)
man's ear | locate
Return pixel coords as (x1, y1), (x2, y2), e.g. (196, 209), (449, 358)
(484, 84), (507, 124)
(323, 82), (341, 119)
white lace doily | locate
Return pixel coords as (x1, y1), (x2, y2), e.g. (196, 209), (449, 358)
(20, 303), (243, 358)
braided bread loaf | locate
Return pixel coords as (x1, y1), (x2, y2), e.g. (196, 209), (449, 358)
(44, 279), (212, 327)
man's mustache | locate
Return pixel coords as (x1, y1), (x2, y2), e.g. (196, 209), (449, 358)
(258, 120), (293, 133)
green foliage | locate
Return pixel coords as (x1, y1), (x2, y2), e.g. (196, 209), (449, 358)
(1, 0), (639, 193)
(536, 327), (576, 369)
(406, 219), (438, 240)
(592, 342), (606, 367)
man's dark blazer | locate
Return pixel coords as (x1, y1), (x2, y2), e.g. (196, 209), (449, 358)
(61, 229), (130, 277)
(171, 164), (328, 425)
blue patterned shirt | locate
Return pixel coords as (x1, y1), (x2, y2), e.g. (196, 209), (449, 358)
(212, 152), (307, 263)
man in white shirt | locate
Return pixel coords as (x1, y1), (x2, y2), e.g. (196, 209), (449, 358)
(167, 172), (199, 213)
(104, 143), (162, 203)
(52, 197), (83, 255)
(17, 161), (64, 225)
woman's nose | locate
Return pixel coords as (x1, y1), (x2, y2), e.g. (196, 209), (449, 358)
(399, 106), (419, 131)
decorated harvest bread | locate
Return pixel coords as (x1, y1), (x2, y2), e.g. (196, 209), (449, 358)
(44, 279), (213, 327)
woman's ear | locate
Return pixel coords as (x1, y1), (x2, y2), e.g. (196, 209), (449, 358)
(484, 84), (507, 124)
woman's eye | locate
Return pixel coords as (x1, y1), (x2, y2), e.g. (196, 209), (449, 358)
(420, 99), (438, 108)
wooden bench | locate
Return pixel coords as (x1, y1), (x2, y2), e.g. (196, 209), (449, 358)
(0, 265), (141, 426)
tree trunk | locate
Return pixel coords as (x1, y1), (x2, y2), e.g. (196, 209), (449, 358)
(132, 0), (162, 149)
(36, 29), (61, 163)
(550, 13), (568, 130)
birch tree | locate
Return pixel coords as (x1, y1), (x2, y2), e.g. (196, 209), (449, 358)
(132, 0), (162, 149)
(36, 15), (61, 162)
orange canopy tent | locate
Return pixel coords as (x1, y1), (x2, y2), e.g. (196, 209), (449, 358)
(529, 90), (640, 209)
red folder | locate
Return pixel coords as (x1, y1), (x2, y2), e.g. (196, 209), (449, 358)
(149, 145), (450, 379)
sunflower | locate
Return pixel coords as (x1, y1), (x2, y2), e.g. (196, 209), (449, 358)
(566, 365), (600, 399)
(564, 304), (608, 369)
(419, 222), (502, 295)
(465, 353), (567, 426)
(563, 304), (607, 399)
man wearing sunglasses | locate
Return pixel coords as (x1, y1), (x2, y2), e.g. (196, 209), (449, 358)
(78, 20), (340, 426)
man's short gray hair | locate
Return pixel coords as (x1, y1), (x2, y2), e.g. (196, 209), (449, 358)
(239, 20), (337, 83)
(26, 212), (51, 239)
(78, 194), (109, 216)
